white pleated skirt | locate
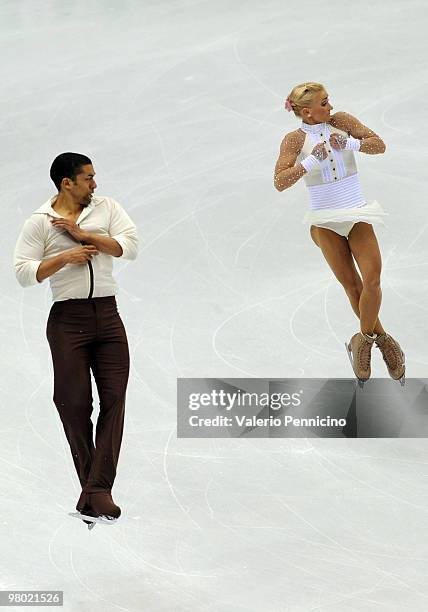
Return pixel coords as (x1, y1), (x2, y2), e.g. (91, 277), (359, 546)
(302, 199), (388, 227)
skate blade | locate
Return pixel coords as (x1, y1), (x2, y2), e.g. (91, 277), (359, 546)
(68, 512), (118, 526)
(344, 341), (366, 389)
(345, 341), (352, 365)
(397, 351), (406, 386)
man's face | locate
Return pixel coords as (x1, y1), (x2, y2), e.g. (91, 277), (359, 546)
(69, 164), (97, 206)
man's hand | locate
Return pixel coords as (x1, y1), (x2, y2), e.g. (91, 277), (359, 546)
(51, 217), (88, 242)
(36, 246), (99, 282)
(64, 245), (99, 264)
(51, 217), (123, 256)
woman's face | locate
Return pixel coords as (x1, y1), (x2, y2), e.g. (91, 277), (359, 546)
(302, 90), (333, 123)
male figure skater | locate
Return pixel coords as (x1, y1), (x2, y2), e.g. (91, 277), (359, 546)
(14, 152), (138, 522)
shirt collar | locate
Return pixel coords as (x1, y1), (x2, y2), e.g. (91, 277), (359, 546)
(33, 196), (99, 215)
(300, 121), (328, 134)
(33, 197), (61, 216)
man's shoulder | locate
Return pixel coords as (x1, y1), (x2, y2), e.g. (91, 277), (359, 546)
(32, 197), (55, 215)
(20, 200), (54, 233)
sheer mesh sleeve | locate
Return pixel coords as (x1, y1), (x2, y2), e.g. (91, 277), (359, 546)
(329, 112), (386, 155)
(274, 130), (307, 191)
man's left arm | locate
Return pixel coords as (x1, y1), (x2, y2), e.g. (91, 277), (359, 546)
(330, 111), (386, 155)
(82, 233), (123, 256)
(105, 199), (138, 259)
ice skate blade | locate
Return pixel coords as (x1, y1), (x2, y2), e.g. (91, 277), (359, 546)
(345, 341), (352, 364)
(68, 511), (118, 526)
(344, 341), (367, 389)
(389, 352), (405, 386)
(399, 353), (406, 386)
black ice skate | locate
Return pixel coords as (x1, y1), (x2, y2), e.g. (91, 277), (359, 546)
(71, 491), (120, 530)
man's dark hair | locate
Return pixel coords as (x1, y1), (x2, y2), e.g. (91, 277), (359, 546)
(50, 152), (92, 191)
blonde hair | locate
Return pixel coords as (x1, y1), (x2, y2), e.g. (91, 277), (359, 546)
(287, 82), (325, 118)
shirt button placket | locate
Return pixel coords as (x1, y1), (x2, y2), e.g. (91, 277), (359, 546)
(322, 131), (337, 181)
(328, 131), (338, 181)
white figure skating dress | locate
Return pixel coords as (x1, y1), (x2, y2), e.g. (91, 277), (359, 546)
(296, 121), (387, 237)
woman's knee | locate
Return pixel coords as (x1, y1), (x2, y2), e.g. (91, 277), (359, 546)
(362, 275), (381, 291)
(338, 275), (362, 298)
(343, 280), (362, 300)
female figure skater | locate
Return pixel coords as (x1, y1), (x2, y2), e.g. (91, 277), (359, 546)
(274, 82), (405, 385)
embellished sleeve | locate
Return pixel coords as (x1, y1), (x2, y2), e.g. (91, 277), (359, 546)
(330, 112), (386, 154)
(274, 131), (306, 191)
(331, 111), (380, 139)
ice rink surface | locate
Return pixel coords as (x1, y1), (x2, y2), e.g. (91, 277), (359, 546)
(2, 0), (428, 610)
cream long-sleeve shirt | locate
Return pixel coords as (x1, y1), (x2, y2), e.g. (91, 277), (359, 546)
(13, 195), (138, 302)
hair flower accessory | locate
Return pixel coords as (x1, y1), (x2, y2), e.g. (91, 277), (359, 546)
(284, 97), (293, 112)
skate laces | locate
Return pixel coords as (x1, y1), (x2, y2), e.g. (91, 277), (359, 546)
(378, 335), (400, 369)
(358, 338), (372, 370)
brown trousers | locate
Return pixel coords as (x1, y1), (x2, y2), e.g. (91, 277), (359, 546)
(46, 296), (129, 494)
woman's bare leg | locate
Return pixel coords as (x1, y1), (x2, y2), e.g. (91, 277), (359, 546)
(347, 223), (383, 335)
(310, 225), (385, 334)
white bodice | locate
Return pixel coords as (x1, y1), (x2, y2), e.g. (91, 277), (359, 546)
(296, 121), (365, 210)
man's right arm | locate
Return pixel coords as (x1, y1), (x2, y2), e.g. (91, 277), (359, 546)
(13, 217), (46, 287)
(35, 246), (99, 282)
(36, 252), (68, 283)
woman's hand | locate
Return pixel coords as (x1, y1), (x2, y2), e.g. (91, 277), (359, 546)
(310, 143), (328, 161)
(329, 132), (347, 150)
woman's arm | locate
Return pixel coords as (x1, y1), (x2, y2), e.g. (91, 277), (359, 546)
(274, 131), (307, 191)
(330, 111), (386, 154)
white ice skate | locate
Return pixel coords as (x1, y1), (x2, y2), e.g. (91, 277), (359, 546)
(68, 511), (118, 530)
